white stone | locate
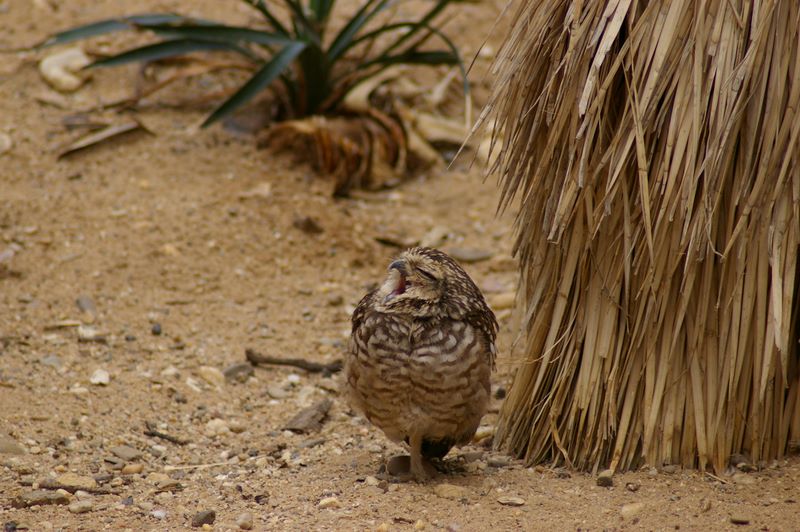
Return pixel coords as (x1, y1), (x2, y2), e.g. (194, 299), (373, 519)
(0, 132), (11, 155)
(318, 496), (340, 509)
(160, 366), (180, 378)
(68, 500), (93, 514)
(205, 418), (229, 436)
(621, 502), (645, 519)
(39, 47), (91, 92)
(89, 369), (110, 386)
(197, 366), (225, 388)
(236, 512), (254, 530)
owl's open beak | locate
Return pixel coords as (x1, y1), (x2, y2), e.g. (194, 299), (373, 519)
(383, 260), (407, 302)
(388, 259), (407, 275)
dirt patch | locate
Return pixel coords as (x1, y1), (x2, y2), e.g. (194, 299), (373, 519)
(1, 0), (798, 530)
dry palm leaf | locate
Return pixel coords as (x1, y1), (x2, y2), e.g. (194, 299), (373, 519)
(481, 0), (800, 473)
(262, 72), (477, 195)
(57, 119), (151, 158)
(260, 111), (405, 196)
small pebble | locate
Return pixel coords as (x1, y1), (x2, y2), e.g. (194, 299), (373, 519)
(147, 472), (170, 484)
(0, 132), (11, 155)
(472, 425), (495, 442)
(625, 482), (640, 492)
(161, 366), (180, 378)
(110, 445), (142, 461)
(151, 323), (162, 336)
(78, 325), (106, 343)
(318, 496), (340, 509)
(191, 510), (216, 527)
(293, 215), (324, 234)
(39, 47), (91, 92)
(68, 500), (93, 514)
(205, 418), (230, 436)
(223, 363), (254, 383)
(197, 366), (225, 388)
(236, 512), (254, 530)
(75, 295), (96, 315)
(238, 182), (272, 199)
(121, 463), (144, 475)
(487, 456), (510, 468)
(433, 484), (469, 500)
(56, 473), (97, 491)
(620, 502), (645, 519)
(732, 472), (756, 485)
(730, 515), (750, 525)
(12, 490), (70, 508)
(40, 355), (63, 370)
(89, 369), (110, 386)
(553, 467), (571, 479)
(497, 496), (525, 506)
(729, 453), (752, 469)
(150, 444), (167, 457)
(0, 432), (25, 455)
(152, 509), (167, 520)
(596, 469), (614, 487)
(266, 384), (290, 399)
(155, 479), (181, 492)
(460, 451), (483, 463)
(229, 419), (247, 434)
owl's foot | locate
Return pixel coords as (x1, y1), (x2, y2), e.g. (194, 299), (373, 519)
(409, 433), (436, 481)
(386, 454), (437, 481)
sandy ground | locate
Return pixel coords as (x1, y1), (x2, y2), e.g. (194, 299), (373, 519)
(1, 1), (799, 530)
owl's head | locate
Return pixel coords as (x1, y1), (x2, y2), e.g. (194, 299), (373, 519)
(374, 247), (480, 318)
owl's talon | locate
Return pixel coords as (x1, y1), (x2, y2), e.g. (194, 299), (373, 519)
(385, 454), (435, 481)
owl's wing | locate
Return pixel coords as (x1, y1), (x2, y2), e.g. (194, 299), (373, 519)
(464, 308), (499, 368)
(350, 289), (378, 335)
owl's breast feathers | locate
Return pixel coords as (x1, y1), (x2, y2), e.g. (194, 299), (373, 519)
(350, 288), (498, 360)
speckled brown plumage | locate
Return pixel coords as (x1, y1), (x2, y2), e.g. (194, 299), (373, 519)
(346, 247), (497, 480)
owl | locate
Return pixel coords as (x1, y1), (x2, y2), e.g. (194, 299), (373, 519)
(346, 247), (498, 480)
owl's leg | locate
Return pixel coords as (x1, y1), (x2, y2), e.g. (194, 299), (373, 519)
(408, 432), (428, 481)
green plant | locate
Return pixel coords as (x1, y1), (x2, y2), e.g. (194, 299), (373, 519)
(44, 0), (468, 127)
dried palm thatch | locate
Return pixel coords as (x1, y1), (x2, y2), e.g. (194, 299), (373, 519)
(481, 0), (800, 473)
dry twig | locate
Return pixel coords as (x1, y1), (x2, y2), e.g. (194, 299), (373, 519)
(144, 421), (190, 446)
(245, 348), (342, 375)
